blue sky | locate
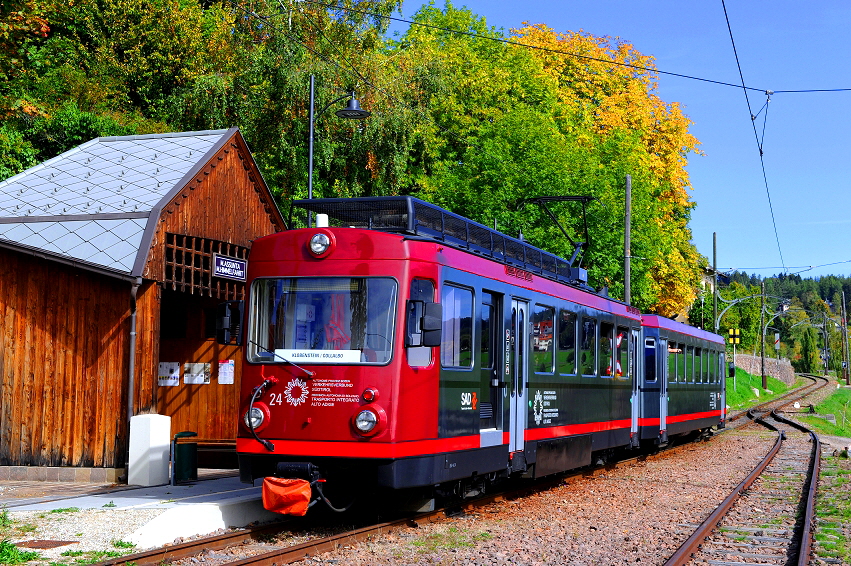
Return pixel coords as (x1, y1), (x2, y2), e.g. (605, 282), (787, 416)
(391, 1), (851, 278)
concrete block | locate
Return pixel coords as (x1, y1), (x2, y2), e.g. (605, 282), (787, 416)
(128, 492), (280, 549)
(128, 414), (171, 487)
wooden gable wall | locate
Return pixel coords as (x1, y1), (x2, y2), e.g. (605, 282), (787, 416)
(134, 132), (284, 441)
(0, 248), (130, 468)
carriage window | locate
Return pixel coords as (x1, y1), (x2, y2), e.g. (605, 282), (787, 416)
(616, 327), (629, 380)
(599, 322), (614, 378)
(695, 348), (703, 383)
(441, 285), (473, 368)
(644, 338), (657, 383)
(532, 305), (555, 373)
(685, 346), (693, 382)
(480, 293), (495, 369)
(677, 343), (686, 382)
(558, 310), (577, 375)
(407, 279), (434, 367)
(709, 351), (717, 382)
(580, 318), (596, 376)
(668, 341), (679, 382)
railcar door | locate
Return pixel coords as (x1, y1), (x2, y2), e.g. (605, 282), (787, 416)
(630, 328), (640, 445)
(508, 299), (529, 452)
(659, 339), (669, 439)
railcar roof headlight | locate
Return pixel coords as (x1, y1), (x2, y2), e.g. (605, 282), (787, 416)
(309, 233), (331, 255)
(244, 407), (265, 429)
(354, 409), (378, 433)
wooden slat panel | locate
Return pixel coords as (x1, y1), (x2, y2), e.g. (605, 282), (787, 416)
(0, 248), (130, 467)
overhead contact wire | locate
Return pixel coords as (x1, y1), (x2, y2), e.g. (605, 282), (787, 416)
(721, 0), (786, 273)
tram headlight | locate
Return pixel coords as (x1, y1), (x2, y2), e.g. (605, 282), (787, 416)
(244, 407), (265, 429)
(354, 410), (377, 433)
(309, 233), (331, 255)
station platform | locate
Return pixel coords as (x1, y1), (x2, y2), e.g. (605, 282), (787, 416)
(2, 470), (282, 549)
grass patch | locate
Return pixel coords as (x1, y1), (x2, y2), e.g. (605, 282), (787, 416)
(111, 540), (135, 549)
(0, 539), (41, 564)
(814, 453), (851, 563)
(60, 549), (123, 564)
(725, 368), (793, 409)
(48, 508), (80, 514)
(798, 387), (851, 438)
(411, 527), (491, 553)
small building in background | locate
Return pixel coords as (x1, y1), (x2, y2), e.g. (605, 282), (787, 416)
(0, 128), (285, 480)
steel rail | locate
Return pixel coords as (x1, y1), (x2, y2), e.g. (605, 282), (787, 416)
(96, 521), (297, 566)
(662, 428), (784, 565)
(663, 376), (827, 566)
(771, 409), (822, 566)
(727, 373), (819, 422)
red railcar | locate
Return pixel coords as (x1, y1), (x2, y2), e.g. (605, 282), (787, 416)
(224, 197), (725, 513)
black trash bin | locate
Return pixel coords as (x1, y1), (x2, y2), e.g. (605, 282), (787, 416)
(172, 431), (198, 484)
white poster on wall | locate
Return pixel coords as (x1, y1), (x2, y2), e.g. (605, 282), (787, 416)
(184, 362), (211, 384)
(158, 362), (180, 387)
(218, 359), (235, 384)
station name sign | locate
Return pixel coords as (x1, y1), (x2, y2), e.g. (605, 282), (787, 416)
(213, 253), (247, 281)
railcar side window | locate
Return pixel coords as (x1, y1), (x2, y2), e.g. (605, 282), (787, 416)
(685, 346), (694, 383)
(407, 279), (435, 367)
(481, 293), (495, 369)
(599, 322), (614, 378)
(644, 338), (657, 383)
(558, 310), (577, 375)
(695, 348), (703, 383)
(532, 305), (555, 373)
(668, 341), (679, 382)
(441, 285), (473, 368)
(677, 343), (686, 383)
(614, 327), (629, 380)
(709, 351), (716, 382)
(580, 318), (596, 376)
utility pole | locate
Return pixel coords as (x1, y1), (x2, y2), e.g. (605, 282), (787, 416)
(624, 175), (631, 306)
(843, 291), (850, 385)
(713, 233), (718, 333)
(760, 281), (766, 389)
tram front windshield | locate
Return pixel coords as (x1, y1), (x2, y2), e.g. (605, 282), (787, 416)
(248, 277), (397, 364)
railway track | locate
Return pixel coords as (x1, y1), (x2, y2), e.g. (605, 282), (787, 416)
(725, 373), (824, 427)
(664, 376), (828, 566)
(100, 375), (830, 566)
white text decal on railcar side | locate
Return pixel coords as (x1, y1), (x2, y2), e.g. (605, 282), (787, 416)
(275, 349), (362, 363)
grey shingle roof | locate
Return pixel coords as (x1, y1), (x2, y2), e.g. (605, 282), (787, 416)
(0, 129), (234, 277)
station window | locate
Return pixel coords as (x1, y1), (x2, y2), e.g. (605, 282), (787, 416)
(532, 305), (555, 373)
(667, 341), (679, 382)
(441, 284), (473, 368)
(558, 310), (577, 375)
(599, 322), (614, 378)
(407, 279), (434, 367)
(644, 338), (657, 383)
(580, 318), (597, 376)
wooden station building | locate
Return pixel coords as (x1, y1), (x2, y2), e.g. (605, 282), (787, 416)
(0, 128), (285, 478)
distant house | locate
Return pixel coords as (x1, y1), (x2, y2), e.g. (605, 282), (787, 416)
(0, 128), (285, 479)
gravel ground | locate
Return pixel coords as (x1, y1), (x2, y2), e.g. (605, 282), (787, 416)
(296, 431), (776, 565)
(4, 380), (843, 565)
(3, 508), (167, 563)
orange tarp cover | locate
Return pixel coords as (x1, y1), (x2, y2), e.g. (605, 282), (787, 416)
(262, 477), (312, 516)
